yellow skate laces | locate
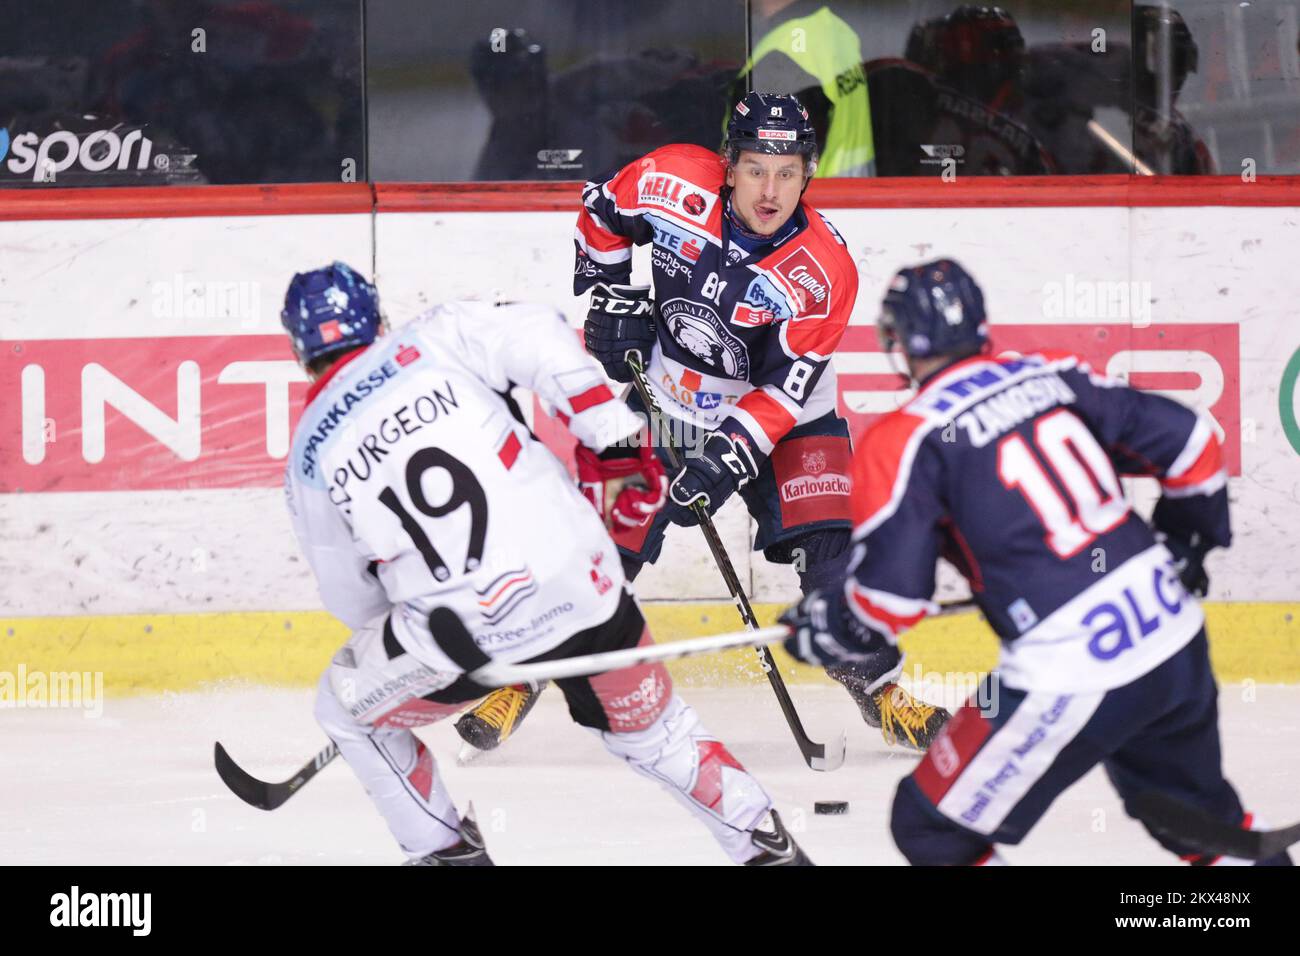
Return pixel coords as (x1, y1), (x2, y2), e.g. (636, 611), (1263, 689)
(473, 685), (530, 738)
(877, 683), (939, 749)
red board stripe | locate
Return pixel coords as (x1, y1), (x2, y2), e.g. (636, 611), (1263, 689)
(5, 175), (1300, 222)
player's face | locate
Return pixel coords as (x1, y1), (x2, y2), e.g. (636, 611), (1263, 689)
(726, 151), (805, 236)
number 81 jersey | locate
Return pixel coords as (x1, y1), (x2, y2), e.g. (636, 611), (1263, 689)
(284, 301), (643, 669)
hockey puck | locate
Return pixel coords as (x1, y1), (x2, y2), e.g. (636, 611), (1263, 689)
(814, 800), (849, 815)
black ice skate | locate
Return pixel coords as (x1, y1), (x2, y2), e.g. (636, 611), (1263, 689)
(745, 810), (814, 866)
(406, 812), (494, 867)
(829, 668), (951, 751)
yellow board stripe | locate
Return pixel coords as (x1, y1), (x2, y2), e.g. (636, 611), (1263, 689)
(1, 602), (1296, 696)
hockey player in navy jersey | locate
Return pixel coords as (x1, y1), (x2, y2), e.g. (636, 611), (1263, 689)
(780, 258), (1292, 866)
(282, 262), (810, 865)
(463, 92), (949, 753)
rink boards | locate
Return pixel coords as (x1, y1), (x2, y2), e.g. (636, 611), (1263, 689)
(2, 179), (1298, 691)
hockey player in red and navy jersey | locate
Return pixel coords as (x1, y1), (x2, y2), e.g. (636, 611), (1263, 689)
(781, 259), (1291, 865)
(568, 91), (950, 749)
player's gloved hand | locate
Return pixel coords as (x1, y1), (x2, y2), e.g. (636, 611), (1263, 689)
(1157, 528), (1211, 597)
(779, 587), (884, 667)
(666, 430), (759, 526)
(575, 434), (668, 533)
(584, 283), (655, 383)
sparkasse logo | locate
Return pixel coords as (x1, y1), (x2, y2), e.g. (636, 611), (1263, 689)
(4, 126), (155, 181)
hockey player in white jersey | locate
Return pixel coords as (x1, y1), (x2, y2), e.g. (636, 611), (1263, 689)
(281, 262), (809, 865)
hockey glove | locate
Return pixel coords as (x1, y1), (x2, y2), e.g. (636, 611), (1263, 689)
(1156, 528), (1211, 597)
(780, 587), (884, 667)
(575, 436), (668, 533)
(667, 430), (759, 526)
(584, 283), (656, 383)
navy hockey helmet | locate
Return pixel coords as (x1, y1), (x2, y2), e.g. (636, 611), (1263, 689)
(281, 261), (382, 367)
(878, 259), (989, 360)
(724, 91), (819, 172)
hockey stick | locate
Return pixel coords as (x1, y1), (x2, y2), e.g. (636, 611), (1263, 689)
(624, 349), (847, 772)
(214, 740), (338, 811)
(1086, 119), (1156, 176)
(476, 624), (791, 685)
(1131, 791), (1300, 862)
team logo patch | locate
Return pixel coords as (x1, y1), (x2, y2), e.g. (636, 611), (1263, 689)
(638, 173), (716, 224)
(476, 567), (538, 626)
(659, 298), (750, 379)
(395, 344), (421, 367)
(319, 319), (342, 344)
(730, 303), (778, 327)
(771, 247), (832, 318)
(771, 436), (852, 528)
(801, 450), (827, 475)
(680, 238), (702, 262)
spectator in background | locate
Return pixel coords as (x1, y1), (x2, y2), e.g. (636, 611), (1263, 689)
(1021, 4), (1213, 175)
(868, 5), (1056, 175)
(733, 0), (875, 176)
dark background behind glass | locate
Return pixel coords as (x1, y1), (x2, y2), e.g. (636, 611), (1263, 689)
(3, 0), (1298, 186)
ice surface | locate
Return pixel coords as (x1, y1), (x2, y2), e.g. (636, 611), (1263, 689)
(4, 682), (1296, 865)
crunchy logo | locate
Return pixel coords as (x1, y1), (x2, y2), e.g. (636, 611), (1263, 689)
(801, 450), (827, 475)
(319, 320), (342, 344)
(780, 473), (851, 502)
(730, 303), (777, 327)
(772, 247), (831, 317)
(683, 193), (706, 216)
(395, 344), (421, 367)
(589, 553), (613, 595)
(680, 238), (702, 262)
(735, 100), (750, 116)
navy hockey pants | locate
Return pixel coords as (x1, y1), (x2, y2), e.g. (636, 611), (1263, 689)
(891, 629), (1292, 865)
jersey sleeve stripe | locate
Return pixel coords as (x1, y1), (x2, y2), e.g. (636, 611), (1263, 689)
(736, 389), (798, 449)
(846, 582), (932, 642)
(727, 405), (779, 457)
(576, 213), (629, 253)
(568, 383), (615, 413)
(1164, 415), (1217, 482)
(573, 226), (632, 265)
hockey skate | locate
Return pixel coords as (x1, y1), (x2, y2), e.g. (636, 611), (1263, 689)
(745, 810), (813, 866)
(405, 812), (494, 867)
(454, 682), (546, 758)
(829, 667), (950, 751)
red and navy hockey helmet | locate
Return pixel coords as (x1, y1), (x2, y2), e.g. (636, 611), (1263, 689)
(281, 261), (382, 367)
(879, 259), (989, 360)
(724, 91), (818, 170)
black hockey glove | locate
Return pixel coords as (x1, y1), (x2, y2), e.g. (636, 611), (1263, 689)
(666, 430), (759, 526)
(1157, 528), (1211, 598)
(584, 283), (655, 383)
(780, 587), (883, 667)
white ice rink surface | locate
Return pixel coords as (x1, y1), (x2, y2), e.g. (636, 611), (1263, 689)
(5, 682), (1297, 866)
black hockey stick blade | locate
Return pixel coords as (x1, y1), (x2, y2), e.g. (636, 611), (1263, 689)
(1131, 790), (1300, 861)
(214, 741), (339, 811)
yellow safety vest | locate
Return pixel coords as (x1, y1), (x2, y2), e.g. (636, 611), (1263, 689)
(737, 6), (875, 177)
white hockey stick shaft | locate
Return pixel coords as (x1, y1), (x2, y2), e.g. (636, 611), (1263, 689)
(1087, 119), (1155, 176)
(473, 625), (792, 686)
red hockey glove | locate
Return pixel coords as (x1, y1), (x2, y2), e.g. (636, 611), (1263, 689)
(575, 438), (668, 532)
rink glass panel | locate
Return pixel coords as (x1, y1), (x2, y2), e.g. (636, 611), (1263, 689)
(0, 0), (365, 187)
(363, 0), (749, 182)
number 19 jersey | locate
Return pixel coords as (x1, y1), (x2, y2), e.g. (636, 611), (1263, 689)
(284, 301), (645, 671)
